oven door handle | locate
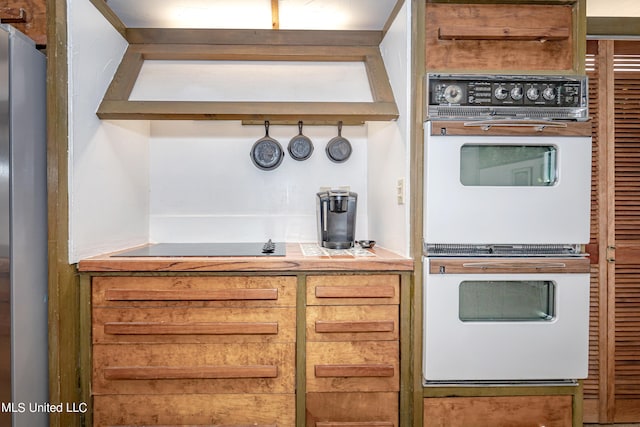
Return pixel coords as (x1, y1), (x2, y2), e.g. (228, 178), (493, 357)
(462, 261), (567, 269)
(463, 119), (568, 132)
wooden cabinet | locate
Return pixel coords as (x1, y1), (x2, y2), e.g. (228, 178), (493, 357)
(84, 269), (410, 426)
(305, 275), (401, 427)
(91, 275), (297, 427)
(425, 1), (585, 73)
(423, 396), (573, 427)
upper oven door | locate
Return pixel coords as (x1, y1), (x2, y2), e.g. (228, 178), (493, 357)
(424, 121), (592, 245)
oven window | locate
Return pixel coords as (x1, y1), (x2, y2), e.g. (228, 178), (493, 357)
(459, 280), (555, 322)
(460, 145), (557, 186)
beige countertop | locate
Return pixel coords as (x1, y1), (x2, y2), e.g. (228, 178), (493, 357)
(77, 242), (414, 273)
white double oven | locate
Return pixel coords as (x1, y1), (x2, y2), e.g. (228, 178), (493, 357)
(422, 74), (592, 384)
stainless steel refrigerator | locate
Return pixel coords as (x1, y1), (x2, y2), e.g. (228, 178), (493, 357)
(0, 24), (48, 427)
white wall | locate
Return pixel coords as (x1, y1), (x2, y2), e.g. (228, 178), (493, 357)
(367, 2), (411, 256)
(148, 121), (368, 243)
(68, 0), (150, 263)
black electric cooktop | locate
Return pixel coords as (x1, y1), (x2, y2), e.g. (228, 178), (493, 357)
(113, 241), (286, 257)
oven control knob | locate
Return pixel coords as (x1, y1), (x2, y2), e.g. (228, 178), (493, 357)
(510, 86), (524, 100)
(543, 87), (556, 101)
(443, 84), (464, 104)
(494, 86), (509, 100)
(526, 87), (540, 101)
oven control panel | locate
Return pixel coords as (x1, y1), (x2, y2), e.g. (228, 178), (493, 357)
(426, 74), (588, 120)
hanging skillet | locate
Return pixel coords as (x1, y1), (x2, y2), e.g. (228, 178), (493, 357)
(250, 121), (285, 171)
(326, 121), (352, 163)
(288, 121), (314, 161)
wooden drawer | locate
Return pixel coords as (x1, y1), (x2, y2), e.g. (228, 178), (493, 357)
(93, 306), (296, 344)
(306, 392), (398, 427)
(93, 342), (295, 395)
(93, 393), (295, 427)
(306, 275), (399, 306)
(92, 275), (296, 308)
(306, 305), (398, 342)
(306, 341), (399, 392)
(425, 3), (577, 72)
(423, 396), (572, 427)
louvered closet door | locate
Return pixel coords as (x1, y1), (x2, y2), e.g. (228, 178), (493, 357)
(612, 43), (640, 422)
(584, 40), (640, 424)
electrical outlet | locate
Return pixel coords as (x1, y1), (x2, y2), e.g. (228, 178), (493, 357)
(396, 178), (405, 205)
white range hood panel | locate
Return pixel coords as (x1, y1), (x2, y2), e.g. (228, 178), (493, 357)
(129, 60), (374, 102)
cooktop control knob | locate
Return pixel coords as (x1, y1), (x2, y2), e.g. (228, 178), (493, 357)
(543, 86), (556, 101)
(443, 84), (463, 104)
(510, 86), (524, 101)
(494, 86), (509, 100)
(526, 86), (540, 101)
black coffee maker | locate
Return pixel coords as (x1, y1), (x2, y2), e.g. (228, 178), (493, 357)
(316, 189), (357, 249)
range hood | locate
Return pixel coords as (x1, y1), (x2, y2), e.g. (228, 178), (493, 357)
(97, 29), (399, 123)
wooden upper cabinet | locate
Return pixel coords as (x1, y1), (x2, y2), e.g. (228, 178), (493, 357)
(1, 0), (47, 47)
(425, 1), (586, 74)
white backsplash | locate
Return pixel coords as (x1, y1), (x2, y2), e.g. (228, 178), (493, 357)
(148, 121), (369, 243)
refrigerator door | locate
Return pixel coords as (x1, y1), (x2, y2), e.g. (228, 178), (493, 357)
(0, 24), (48, 427)
(0, 25), (10, 427)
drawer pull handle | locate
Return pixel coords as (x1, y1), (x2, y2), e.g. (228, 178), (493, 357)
(315, 286), (394, 299)
(314, 364), (394, 378)
(315, 320), (394, 334)
(103, 365), (278, 380)
(105, 288), (278, 301)
(438, 25), (570, 41)
(317, 423), (394, 427)
(104, 321), (279, 335)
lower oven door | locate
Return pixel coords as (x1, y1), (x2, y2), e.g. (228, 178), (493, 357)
(423, 257), (590, 383)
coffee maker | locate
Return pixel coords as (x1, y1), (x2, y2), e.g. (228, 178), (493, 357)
(316, 189), (357, 249)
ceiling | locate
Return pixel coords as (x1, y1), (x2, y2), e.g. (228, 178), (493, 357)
(105, 0), (400, 30)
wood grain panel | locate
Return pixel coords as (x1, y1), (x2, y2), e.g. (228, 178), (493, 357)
(425, 3), (575, 72)
(93, 306), (295, 344)
(437, 25), (569, 41)
(125, 28), (383, 46)
(77, 243), (413, 272)
(307, 305), (398, 342)
(306, 341), (398, 392)
(429, 258), (591, 274)
(93, 342), (295, 394)
(1, 0), (46, 46)
(314, 364), (394, 378)
(93, 393), (295, 427)
(429, 121), (592, 137)
(306, 392), (398, 427)
(105, 287), (278, 302)
(315, 286), (395, 299)
(103, 365), (278, 380)
(103, 321), (278, 336)
(423, 396), (572, 427)
(315, 320), (394, 334)
(92, 275), (296, 308)
(307, 275), (399, 305)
